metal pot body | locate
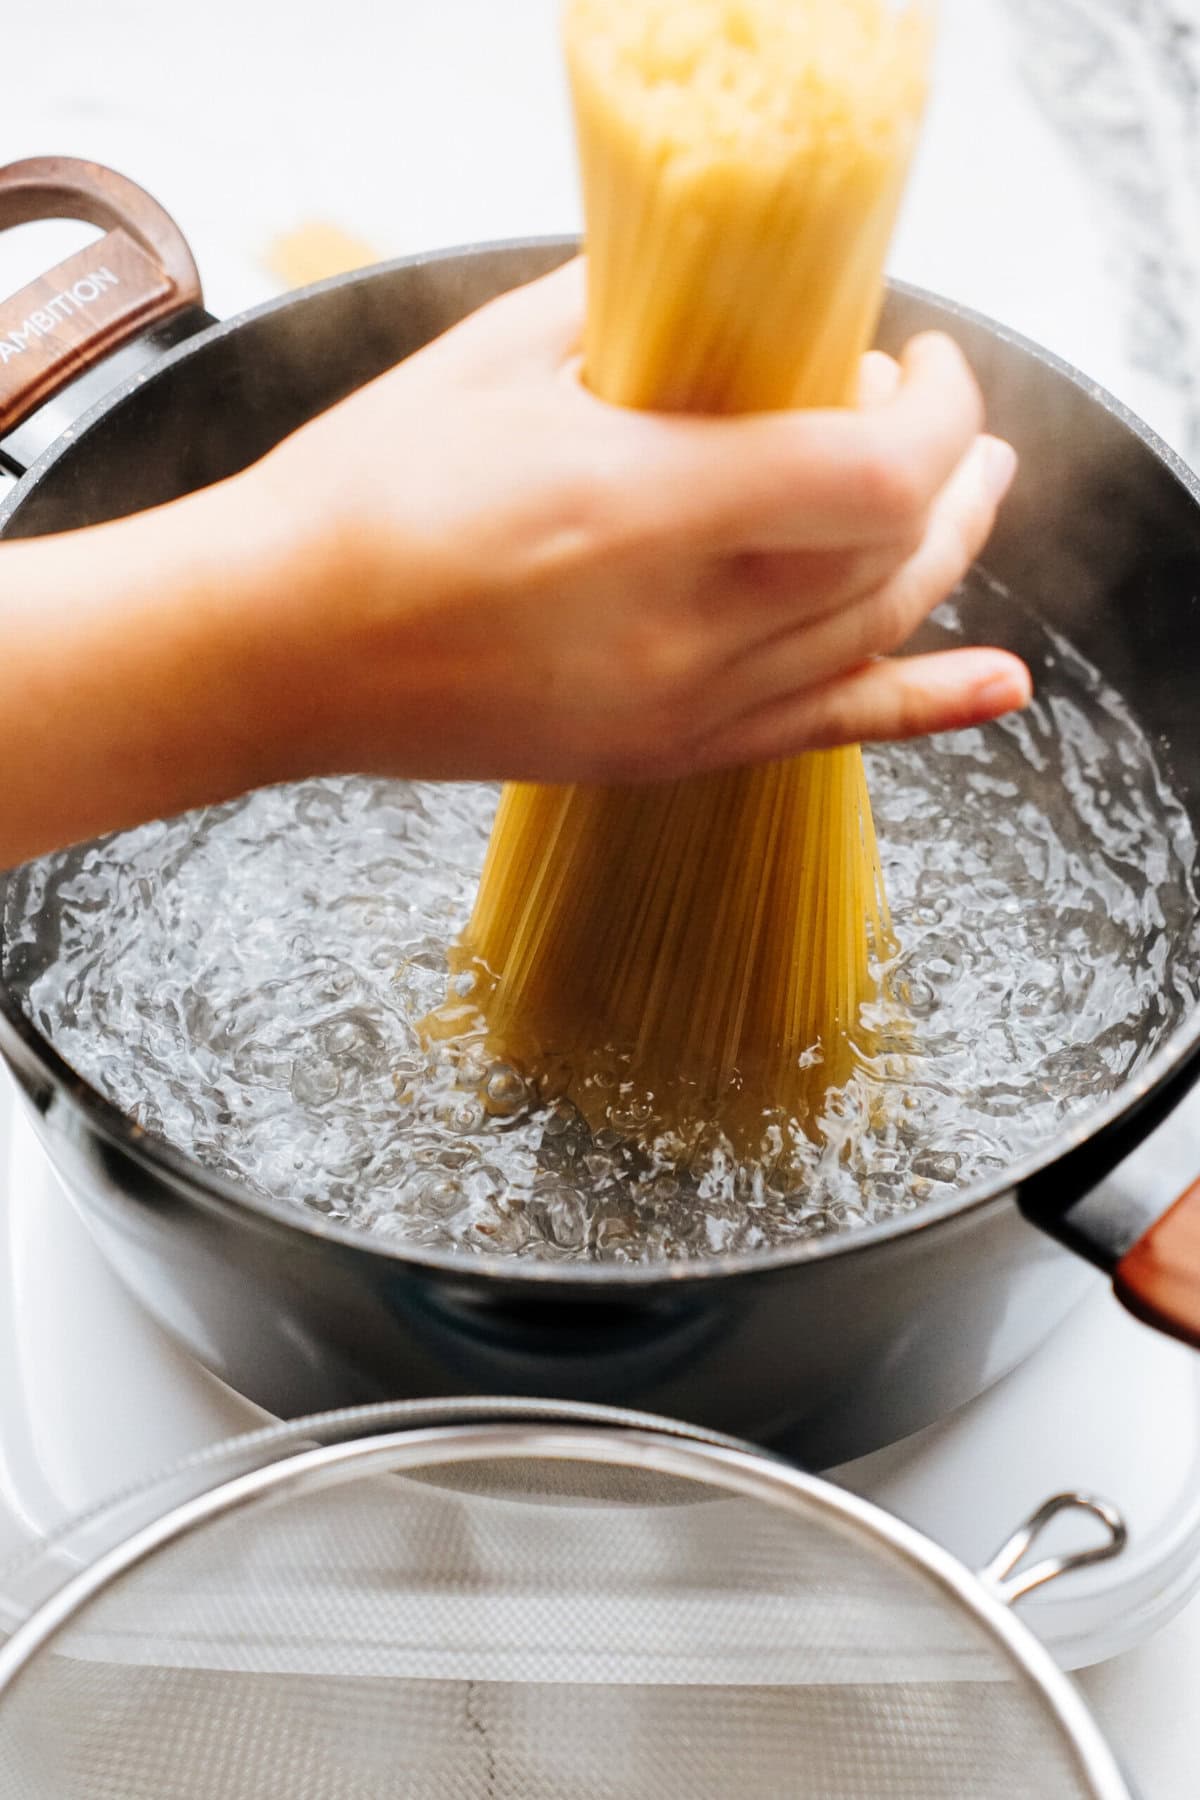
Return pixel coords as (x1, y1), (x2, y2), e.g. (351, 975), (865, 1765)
(7, 1073), (1087, 1464)
(3, 229), (1199, 1462)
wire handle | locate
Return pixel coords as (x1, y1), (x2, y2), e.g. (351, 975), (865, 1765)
(979, 1492), (1127, 1605)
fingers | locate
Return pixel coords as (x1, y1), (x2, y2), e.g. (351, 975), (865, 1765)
(749, 332), (987, 548)
(625, 331), (986, 553)
(710, 434), (1018, 709)
(857, 430), (1015, 644)
(857, 351), (902, 409)
(696, 350), (909, 643)
(710, 538), (921, 642)
(690, 648), (1033, 771)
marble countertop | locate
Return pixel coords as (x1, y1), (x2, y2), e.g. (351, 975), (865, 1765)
(3, 3), (1200, 1793)
(2, 0), (1197, 469)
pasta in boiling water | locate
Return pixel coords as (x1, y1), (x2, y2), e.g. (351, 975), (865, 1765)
(430, 0), (932, 1151)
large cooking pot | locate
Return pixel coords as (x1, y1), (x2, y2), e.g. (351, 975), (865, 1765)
(3, 158), (1200, 1466)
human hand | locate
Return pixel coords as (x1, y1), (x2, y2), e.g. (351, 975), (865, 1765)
(247, 257), (1027, 786)
(0, 255), (1028, 870)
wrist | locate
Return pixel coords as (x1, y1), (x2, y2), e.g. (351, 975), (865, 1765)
(102, 472), (309, 803)
(164, 465), (341, 793)
(219, 452), (388, 784)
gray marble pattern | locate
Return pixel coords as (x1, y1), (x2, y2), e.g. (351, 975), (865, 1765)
(1006, 0), (1200, 458)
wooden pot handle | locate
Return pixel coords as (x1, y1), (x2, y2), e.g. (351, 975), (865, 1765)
(0, 157), (202, 437)
(1114, 1179), (1200, 1348)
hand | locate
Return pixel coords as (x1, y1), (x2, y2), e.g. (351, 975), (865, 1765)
(0, 257), (1027, 870)
(248, 256), (1027, 785)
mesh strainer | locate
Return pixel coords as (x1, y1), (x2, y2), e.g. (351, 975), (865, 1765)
(0, 1399), (1133, 1798)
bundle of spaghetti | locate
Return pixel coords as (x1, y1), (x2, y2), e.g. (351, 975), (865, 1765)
(438, 0), (931, 1150)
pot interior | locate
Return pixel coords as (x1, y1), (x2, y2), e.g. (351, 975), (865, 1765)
(3, 244), (1200, 1272)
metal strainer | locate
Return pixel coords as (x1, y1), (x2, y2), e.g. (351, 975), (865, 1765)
(0, 1400), (1132, 1798)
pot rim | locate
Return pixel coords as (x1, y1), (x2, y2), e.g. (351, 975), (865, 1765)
(3, 236), (1200, 1290)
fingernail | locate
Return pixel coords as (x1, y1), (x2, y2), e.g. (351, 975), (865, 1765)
(973, 665), (1032, 716)
(980, 436), (1018, 504)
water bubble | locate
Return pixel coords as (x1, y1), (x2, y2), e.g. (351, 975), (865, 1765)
(443, 1098), (486, 1136)
(401, 945), (448, 975)
(290, 1060), (340, 1107)
(296, 788), (344, 827)
(318, 965), (357, 1002)
(319, 1012), (386, 1071)
(540, 1100), (579, 1141)
(897, 976), (938, 1018)
(917, 935), (966, 984)
(366, 858), (405, 888)
(593, 1211), (636, 1255)
(868, 1171), (908, 1208)
(183, 991), (220, 1046)
(609, 1097), (656, 1133)
(530, 1191), (587, 1250)
(910, 1149), (961, 1185)
(419, 1177), (465, 1217)
(485, 1065), (529, 1116)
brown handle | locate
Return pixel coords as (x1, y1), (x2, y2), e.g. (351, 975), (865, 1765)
(1113, 1178), (1200, 1348)
(0, 156), (202, 437)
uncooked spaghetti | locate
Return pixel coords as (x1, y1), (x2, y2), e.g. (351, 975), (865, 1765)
(432, 0), (932, 1151)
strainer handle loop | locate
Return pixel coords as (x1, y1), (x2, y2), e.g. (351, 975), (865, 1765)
(979, 1492), (1127, 1605)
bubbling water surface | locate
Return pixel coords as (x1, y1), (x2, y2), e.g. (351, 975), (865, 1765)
(5, 586), (1199, 1263)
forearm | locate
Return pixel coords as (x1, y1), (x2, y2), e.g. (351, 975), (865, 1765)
(0, 476), (306, 869)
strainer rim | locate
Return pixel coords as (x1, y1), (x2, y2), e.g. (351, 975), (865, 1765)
(0, 1419), (1133, 1799)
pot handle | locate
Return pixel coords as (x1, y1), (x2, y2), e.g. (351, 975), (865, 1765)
(1113, 1179), (1200, 1346)
(1017, 1045), (1200, 1351)
(0, 156), (203, 438)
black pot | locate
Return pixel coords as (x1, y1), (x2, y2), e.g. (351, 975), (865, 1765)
(3, 159), (1200, 1467)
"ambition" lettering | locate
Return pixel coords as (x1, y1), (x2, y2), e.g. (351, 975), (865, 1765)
(0, 267), (122, 366)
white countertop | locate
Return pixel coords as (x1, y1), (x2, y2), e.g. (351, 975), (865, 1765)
(3, 3), (1200, 1793)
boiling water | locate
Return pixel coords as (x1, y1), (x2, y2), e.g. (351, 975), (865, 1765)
(5, 591), (1199, 1264)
